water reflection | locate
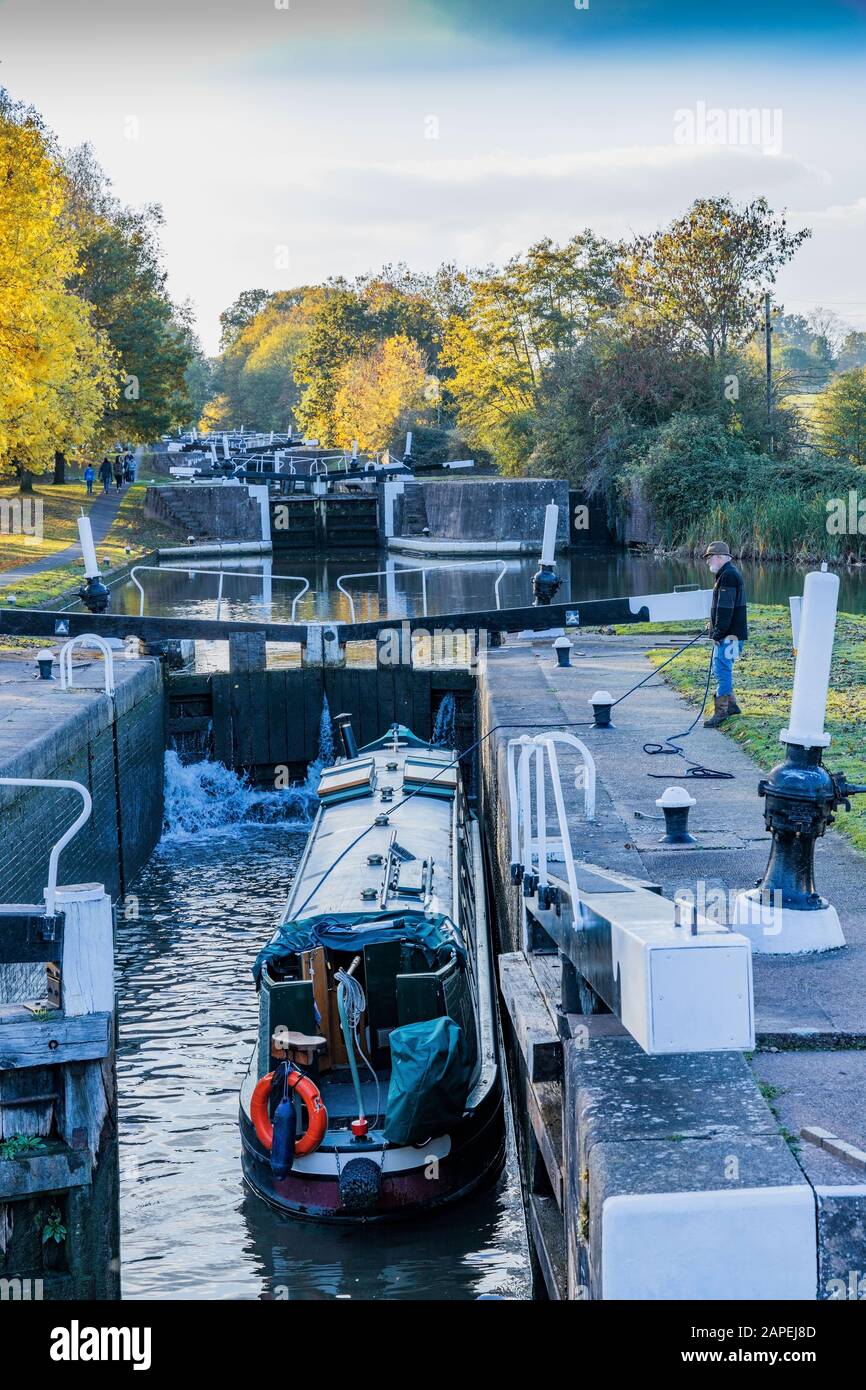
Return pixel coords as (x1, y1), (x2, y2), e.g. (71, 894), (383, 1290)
(99, 548), (866, 627)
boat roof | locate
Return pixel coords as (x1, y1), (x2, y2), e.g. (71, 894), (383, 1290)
(283, 740), (459, 924)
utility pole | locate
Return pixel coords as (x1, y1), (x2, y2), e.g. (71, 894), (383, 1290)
(764, 291), (774, 453)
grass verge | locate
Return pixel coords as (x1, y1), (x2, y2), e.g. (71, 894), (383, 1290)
(0, 483), (177, 607)
(619, 604), (866, 854)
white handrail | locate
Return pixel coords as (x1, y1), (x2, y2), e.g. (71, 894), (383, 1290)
(537, 731), (597, 822)
(0, 777), (92, 917)
(59, 634), (115, 695)
(536, 739), (582, 915)
(506, 730), (598, 925)
(129, 565), (309, 621)
(336, 559), (511, 623)
(506, 735), (524, 869)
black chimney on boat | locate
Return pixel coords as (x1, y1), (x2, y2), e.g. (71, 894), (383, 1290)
(334, 713), (359, 760)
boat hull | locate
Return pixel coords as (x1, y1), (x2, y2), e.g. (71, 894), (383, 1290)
(239, 1083), (503, 1222)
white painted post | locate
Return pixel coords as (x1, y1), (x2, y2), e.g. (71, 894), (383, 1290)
(540, 502), (558, 565)
(77, 515), (100, 579)
(382, 476), (406, 538)
(247, 484), (271, 545)
(54, 883), (114, 1017)
(781, 567), (839, 750)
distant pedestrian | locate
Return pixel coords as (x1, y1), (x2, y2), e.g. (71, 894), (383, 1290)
(84, 464), (95, 496)
(99, 457), (112, 494)
(113, 456), (124, 490)
(123, 451), (136, 483)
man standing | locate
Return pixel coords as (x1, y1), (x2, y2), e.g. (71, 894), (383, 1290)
(703, 540), (748, 728)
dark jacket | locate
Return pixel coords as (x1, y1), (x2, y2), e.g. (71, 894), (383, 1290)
(98, 459), (112, 482)
(710, 560), (748, 642)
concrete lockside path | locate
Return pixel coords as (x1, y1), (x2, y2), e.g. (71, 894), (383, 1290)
(0, 487), (125, 590)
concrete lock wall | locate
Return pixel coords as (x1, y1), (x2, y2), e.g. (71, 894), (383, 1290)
(0, 662), (165, 906)
(415, 478), (571, 546)
(144, 485), (262, 543)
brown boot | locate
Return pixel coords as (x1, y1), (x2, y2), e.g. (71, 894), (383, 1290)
(703, 695), (730, 728)
(728, 692), (742, 715)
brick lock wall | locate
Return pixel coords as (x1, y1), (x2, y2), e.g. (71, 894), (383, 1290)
(0, 664), (165, 907)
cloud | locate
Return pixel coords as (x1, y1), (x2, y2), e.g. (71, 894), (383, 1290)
(289, 144), (828, 234)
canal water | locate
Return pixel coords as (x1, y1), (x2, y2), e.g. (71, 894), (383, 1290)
(99, 547), (866, 626)
(116, 754), (531, 1301)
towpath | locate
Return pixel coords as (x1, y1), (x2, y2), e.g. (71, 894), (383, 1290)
(0, 487), (126, 591)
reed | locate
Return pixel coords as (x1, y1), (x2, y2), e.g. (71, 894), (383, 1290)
(680, 490), (863, 562)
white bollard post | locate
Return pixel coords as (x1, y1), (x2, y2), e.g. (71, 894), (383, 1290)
(733, 565), (846, 953)
(77, 515), (100, 579)
(541, 502), (558, 566)
(781, 567), (838, 749)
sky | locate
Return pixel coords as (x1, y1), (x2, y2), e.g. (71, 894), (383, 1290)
(2, 0), (865, 354)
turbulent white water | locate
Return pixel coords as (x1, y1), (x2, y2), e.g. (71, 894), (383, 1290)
(432, 691), (457, 747)
(161, 697), (334, 838)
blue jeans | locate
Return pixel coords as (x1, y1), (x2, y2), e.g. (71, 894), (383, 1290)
(713, 637), (744, 697)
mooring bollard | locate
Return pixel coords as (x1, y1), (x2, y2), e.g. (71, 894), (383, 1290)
(655, 786), (697, 844)
(589, 690), (614, 729)
(734, 567), (866, 953)
(36, 648), (55, 680)
(553, 636), (572, 667)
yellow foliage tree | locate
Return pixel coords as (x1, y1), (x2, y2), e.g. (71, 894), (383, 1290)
(0, 96), (117, 475)
(332, 334), (427, 453)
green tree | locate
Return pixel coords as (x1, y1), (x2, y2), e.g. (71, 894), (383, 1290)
(816, 368), (866, 465)
(617, 197), (810, 363)
(64, 143), (196, 444)
(219, 289), (273, 350)
(440, 233), (619, 471)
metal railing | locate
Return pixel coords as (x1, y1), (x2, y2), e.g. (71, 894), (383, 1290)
(0, 778), (92, 917)
(59, 634), (115, 695)
(336, 559), (511, 624)
(507, 732), (597, 922)
(129, 565), (310, 621)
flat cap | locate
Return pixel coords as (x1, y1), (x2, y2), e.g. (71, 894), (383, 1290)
(704, 540), (731, 558)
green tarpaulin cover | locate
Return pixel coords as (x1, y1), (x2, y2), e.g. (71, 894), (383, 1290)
(383, 1017), (474, 1145)
(252, 909), (466, 985)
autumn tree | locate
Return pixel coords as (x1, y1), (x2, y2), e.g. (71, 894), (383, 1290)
(332, 335), (428, 453)
(617, 197), (810, 366)
(219, 289), (273, 350)
(0, 92), (116, 480)
(440, 233), (619, 471)
(207, 288), (322, 431)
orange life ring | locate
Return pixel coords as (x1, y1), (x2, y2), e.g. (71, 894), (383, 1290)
(251, 1069), (328, 1157)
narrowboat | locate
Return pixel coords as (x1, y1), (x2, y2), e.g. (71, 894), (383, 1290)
(239, 715), (503, 1220)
